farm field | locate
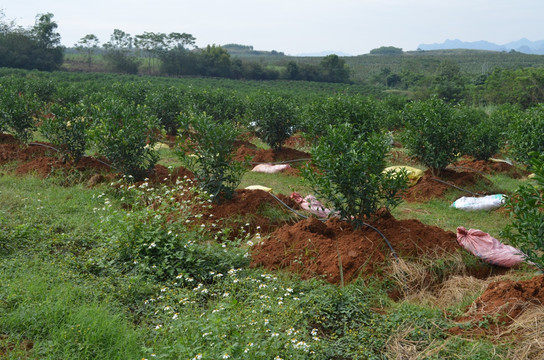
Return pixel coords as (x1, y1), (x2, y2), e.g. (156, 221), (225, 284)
(0, 69), (543, 359)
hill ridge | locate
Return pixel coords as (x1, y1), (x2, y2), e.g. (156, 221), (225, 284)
(418, 38), (544, 55)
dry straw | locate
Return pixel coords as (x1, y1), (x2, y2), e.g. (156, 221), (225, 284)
(500, 306), (544, 360)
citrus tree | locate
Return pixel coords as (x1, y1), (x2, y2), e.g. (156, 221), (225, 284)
(502, 152), (544, 268)
(246, 92), (296, 151)
(0, 84), (39, 144)
(302, 123), (407, 225)
(89, 98), (161, 181)
(40, 102), (89, 164)
(508, 104), (544, 164)
(401, 97), (468, 175)
(177, 111), (247, 203)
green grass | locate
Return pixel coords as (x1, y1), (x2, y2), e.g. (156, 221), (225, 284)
(392, 197), (510, 235)
(239, 170), (308, 196)
(0, 257), (143, 359)
(0, 175), (148, 359)
(390, 169), (521, 235)
(0, 139), (530, 359)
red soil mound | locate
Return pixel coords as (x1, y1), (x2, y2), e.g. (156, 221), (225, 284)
(0, 142), (58, 165)
(252, 147), (310, 164)
(403, 168), (490, 202)
(458, 275), (544, 326)
(233, 139), (257, 150)
(0, 133), (18, 144)
(146, 164), (194, 185)
(284, 133), (310, 149)
(0, 135), (193, 186)
(451, 159), (529, 179)
(15, 156), (64, 177)
(234, 144), (259, 162)
(206, 189), (299, 238)
(251, 210), (459, 284)
(14, 154), (117, 184)
(234, 145), (310, 165)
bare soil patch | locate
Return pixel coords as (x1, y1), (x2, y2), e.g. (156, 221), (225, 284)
(251, 210), (460, 284)
(0, 134), (193, 186)
(458, 275), (544, 327)
(402, 168), (491, 202)
(284, 133), (310, 149)
(451, 158), (530, 179)
(234, 145), (310, 165)
(206, 189), (299, 238)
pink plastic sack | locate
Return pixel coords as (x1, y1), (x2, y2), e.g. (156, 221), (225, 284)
(290, 192), (335, 218)
(251, 163), (291, 174)
(456, 226), (528, 267)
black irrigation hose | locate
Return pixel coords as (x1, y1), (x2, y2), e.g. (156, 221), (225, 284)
(430, 177), (482, 197)
(359, 222), (399, 260)
(266, 191), (399, 260)
(93, 158), (120, 172)
(266, 191), (312, 220)
(28, 142), (60, 152)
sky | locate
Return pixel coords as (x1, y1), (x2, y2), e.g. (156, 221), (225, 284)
(2, 0), (543, 56)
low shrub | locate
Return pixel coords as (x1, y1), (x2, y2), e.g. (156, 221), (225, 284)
(145, 86), (186, 135)
(108, 178), (249, 282)
(40, 102), (89, 164)
(246, 92), (296, 150)
(459, 107), (501, 160)
(302, 94), (382, 141)
(508, 104), (544, 164)
(177, 111), (247, 203)
(88, 98), (161, 181)
(402, 97), (468, 175)
(0, 84), (40, 143)
(302, 123), (407, 225)
(185, 87), (246, 125)
(502, 152), (544, 268)
(488, 103), (523, 134)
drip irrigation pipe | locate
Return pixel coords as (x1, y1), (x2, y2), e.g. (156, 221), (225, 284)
(28, 142), (60, 152)
(266, 192), (399, 260)
(93, 158), (120, 172)
(359, 221), (399, 260)
(266, 191), (311, 220)
(430, 178), (482, 197)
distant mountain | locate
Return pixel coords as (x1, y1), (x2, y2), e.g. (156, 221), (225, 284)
(418, 38), (544, 55)
(294, 50), (353, 57)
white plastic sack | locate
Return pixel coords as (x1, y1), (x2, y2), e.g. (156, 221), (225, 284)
(251, 164), (291, 174)
(489, 158), (513, 165)
(456, 227), (528, 267)
(451, 194), (505, 211)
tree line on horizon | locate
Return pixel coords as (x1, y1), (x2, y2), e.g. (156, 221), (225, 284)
(2, 10), (544, 107)
(0, 12), (63, 71)
(0, 11), (350, 83)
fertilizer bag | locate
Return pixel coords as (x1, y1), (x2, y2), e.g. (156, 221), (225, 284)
(456, 226), (528, 267)
(451, 194), (505, 211)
